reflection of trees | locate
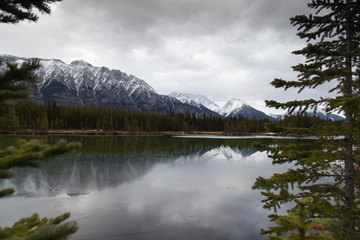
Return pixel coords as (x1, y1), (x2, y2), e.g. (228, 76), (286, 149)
(2, 152), (173, 196)
(0, 136), (314, 196)
(0, 136), (307, 155)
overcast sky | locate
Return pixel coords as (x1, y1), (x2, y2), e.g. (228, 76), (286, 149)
(0, 0), (329, 114)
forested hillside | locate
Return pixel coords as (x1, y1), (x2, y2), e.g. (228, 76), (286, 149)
(0, 102), (336, 133)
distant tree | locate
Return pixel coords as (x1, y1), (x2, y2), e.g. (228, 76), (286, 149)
(253, 0), (360, 239)
(0, 0), (62, 23)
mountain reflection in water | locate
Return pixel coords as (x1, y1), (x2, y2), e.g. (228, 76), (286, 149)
(0, 136), (312, 240)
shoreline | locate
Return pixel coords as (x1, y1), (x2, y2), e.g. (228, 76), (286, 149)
(0, 129), (281, 136)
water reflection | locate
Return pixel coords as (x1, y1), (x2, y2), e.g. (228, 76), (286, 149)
(3, 153), (163, 196)
(0, 136), (312, 240)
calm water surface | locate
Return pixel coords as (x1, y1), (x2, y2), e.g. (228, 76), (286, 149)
(0, 135), (313, 240)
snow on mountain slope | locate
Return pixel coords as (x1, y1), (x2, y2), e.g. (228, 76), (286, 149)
(218, 98), (272, 120)
(35, 58), (156, 96)
(7, 54), (342, 120)
(170, 93), (273, 120)
(170, 92), (220, 112)
(218, 98), (247, 117)
(0, 54), (219, 116)
(1, 54), (272, 118)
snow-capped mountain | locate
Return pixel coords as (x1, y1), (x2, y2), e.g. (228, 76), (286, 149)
(1, 55), (217, 116)
(1, 54), (345, 121)
(218, 98), (246, 117)
(169, 92), (220, 112)
(34, 57), (160, 111)
(169, 94), (273, 120)
(218, 98), (271, 120)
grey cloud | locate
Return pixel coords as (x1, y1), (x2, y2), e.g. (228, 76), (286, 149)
(0, 0), (320, 114)
(57, 0), (307, 43)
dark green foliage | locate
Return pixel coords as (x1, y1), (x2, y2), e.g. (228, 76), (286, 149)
(266, 198), (335, 240)
(1, 101), (335, 133)
(0, 188), (15, 198)
(0, 212), (78, 240)
(0, 138), (81, 197)
(0, 58), (40, 130)
(0, 138), (81, 240)
(0, 0), (62, 23)
(265, 113), (335, 135)
(253, 133), (359, 239)
(253, 0), (360, 239)
(0, 59), (40, 103)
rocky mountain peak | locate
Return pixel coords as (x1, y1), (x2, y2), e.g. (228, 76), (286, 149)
(70, 60), (93, 67)
(228, 97), (247, 106)
(219, 98), (247, 117)
(169, 92), (220, 112)
(0, 54), (220, 116)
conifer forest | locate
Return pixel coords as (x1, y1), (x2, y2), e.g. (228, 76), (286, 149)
(0, 101), (335, 134)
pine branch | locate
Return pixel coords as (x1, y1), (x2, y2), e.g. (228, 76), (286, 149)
(265, 99), (324, 114)
(25, 222), (78, 240)
(0, 59), (40, 103)
(0, 139), (81, 198)
(0, 213), (78, 240)
(0, 0), (62, 24)
(0, 188), (15, 198)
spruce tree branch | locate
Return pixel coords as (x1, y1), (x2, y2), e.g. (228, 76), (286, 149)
(0, 0), (62, 23)
(0, 212), (78, 240)
(265, 99), (325, 114)
(0, 59), (40, 103)
(0, 188), (15, 198)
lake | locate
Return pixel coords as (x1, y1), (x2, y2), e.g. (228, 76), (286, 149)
(0, 135), (314, 240)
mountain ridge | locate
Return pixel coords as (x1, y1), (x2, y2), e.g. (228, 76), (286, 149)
(169, 92), (220, 112)
(0, 54), (345, 121)
(1, 54), (219, 116)
(169, 93), (273, 120)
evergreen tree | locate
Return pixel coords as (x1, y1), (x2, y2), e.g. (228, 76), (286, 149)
(267, 198), (335, 240)
(0, 59), (41, 130)
(0, 59), (40, 103)
(253, 0), (360, 239)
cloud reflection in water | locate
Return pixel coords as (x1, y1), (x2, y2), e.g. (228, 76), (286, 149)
(0, 137), (298, 240)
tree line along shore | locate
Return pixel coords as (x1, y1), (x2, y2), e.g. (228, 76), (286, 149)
(0, 101), (337, 135)
(0, 129), (285, 136)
